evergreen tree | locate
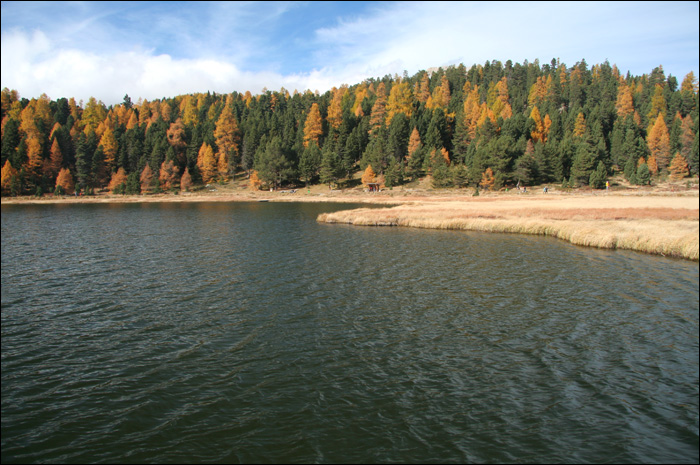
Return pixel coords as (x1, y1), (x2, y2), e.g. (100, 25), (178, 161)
(299, 142), (322, 185)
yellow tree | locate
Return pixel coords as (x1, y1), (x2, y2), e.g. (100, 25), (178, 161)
(214, 100), (240, 176)
(327, 86), (346, 130)
(647, 113), (671, 170)
(530, 106), (551, 143)
(480, 167), (495, 190)
(1, 160), (19, 195)
(615, 81), (634, 118)
(528, 75), (551, 107)
(126, 110), (139, 130)
(668, 152), (690, 179)
(249, 170), (262, 190)
(107, 167), (128, 193)
(492, 77), (512, 119)
(351, 84), (368, 117)
(180, 167), (193, 191)
(99, 127), (118, 172)
(646, 84), (667, 123)
(427, 75), (450, 110)
(386, 81), (413, 125)
(197, 142), (217, 183)
(303, 103), (323, 147)
(167, 118), (187, 164)
(462, 82), (481, 141)
(573, 112), (586, 138)
(369, 82), (387, 134)
(159, 159), (180, 190)
(417, 73), (430, 103)
(24, 136), (44, 180)
(407, 127), (422, 160)
(55, 168), (75, 194)
(361, 164), (377, 187)
(140, 164), (154, 193)
(81, 97), (107, 134)
(47, 138), (63, 179)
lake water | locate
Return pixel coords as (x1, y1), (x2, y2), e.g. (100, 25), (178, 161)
(2, 201), (698, 463)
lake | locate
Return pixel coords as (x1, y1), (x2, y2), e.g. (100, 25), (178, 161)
(2, 201), (698, 463)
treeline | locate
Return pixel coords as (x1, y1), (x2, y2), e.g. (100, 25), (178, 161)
(1, 58), (698, 196)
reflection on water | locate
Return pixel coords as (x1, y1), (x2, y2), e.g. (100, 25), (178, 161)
(2, 202), (698, 463)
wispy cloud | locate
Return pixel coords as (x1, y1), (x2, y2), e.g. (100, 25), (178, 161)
(1, 1), (697, 105)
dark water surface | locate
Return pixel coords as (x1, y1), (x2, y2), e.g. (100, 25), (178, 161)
(2, 202), (698, 463)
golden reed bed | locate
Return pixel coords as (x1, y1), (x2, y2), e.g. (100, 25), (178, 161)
(318, 195), (700, 261)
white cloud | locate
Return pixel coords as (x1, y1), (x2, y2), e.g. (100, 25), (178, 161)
(1, 1), (697, 105)
(0, 28), (335, 104)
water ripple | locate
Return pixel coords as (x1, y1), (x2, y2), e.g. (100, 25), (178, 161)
(2, 203), (698, 463)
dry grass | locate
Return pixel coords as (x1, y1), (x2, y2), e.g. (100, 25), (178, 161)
(318, 196), (700, 261)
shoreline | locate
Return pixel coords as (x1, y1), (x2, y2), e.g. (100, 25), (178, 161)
(3, 187), (698, 261)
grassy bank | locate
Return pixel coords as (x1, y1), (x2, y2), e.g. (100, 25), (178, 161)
(317, 196), (700, 261)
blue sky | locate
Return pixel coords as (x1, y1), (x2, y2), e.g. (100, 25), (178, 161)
(1, 1), (698, 105)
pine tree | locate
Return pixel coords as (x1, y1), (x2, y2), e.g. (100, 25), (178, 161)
(299, 142), (322, 185)
(319, 144), (343, 188)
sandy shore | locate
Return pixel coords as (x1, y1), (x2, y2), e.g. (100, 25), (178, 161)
(3, 185), (699, 260)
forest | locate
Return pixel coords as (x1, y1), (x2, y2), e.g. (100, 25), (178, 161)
(1, 58), (698, 197)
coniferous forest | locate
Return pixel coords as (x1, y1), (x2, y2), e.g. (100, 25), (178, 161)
(1, 59), (698, 197)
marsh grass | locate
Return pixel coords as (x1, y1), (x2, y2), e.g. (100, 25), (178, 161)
(318, 196), (699, 260)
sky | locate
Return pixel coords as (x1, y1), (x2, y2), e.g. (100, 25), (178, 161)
(1, 1), (698, 106)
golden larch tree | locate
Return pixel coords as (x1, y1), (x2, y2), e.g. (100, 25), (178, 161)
(615, 81), (634, 118)
(249, 170), (262, 190)
(197, 142), (217, 183)
(107, 167), (128, 193)
(407, 127), (422, 160)
(647, 113), (671, 169)
(462, 82), (481, 141)
(99, 127), (118, 172)
(386, 81), (413, 125)
(24, 136), (44, 180)
(55, 168), (75, 194)
(480, 167), (495, 190)
(140, 164), (154, 193)
(573, 112), (586, 138)
(214, 100), (240, 176)
(361, 164), (377, 187)
(180, 167), (193, 192)
(159, 159), (180, 190)
(417, 73), (430, 103)
(1, 160), (19, 194)
(646, 84), (667, 123)
(668, 152), (690, 180)
(303, 103), (323, 147)
(369, 83), (387, 134)
(47, 138), (63, 179)
(327, 86), (346, 130)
